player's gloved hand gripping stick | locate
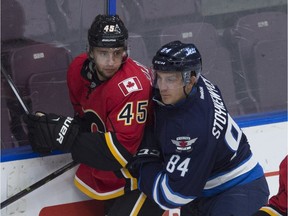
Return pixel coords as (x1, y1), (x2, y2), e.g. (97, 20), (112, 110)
(1, 65), (78, 209)
(24, 112), (79, 154)
(1, 65), (79, 153)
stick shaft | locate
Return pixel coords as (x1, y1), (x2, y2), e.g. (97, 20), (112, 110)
(1, 65), (30, 114)
(1, 65), (79, 209)
(0, 161), (78, 209)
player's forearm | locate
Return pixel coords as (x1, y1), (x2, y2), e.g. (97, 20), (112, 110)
(71, 132), (130, 171)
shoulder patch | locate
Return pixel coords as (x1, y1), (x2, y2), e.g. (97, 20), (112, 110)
(171, 136), (198, 153)
(118, 77), (143, 96)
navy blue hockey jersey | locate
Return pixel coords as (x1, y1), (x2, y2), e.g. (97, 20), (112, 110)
(138, 75), (264, 210)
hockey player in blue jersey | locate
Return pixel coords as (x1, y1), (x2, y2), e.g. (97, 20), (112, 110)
(127, 40), (270, 215)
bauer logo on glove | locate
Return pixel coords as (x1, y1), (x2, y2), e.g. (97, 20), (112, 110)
(56, 116), (74, 145)
(24, 112), (79, 154)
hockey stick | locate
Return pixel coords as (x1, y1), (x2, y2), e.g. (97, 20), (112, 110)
(1, 66), (79, 208)
(0, 160), (78, 209)
(1, 65), (30, 114)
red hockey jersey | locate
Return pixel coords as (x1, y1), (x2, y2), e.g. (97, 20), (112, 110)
(267, 156), (287, 214)
(254, 156), (287, 215)
(67, 53), (153, 200)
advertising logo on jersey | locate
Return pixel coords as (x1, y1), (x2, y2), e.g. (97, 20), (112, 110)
(118, 76), (143, 96)
(171, 136), (198, 152)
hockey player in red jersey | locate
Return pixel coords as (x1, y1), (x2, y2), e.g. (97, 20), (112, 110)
(24, 14), (164, 215)
(252, 155), (287, 216)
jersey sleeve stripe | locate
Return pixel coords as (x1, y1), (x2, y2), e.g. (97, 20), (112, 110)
(160, 174), (195, 206)
(105, 132), (127, 167)
(153, 173), (170, 210)
(204, 154), (258, 189)
(120, 168), (138, 190)
(130, 193), (147, 216)
(74, 175), (124, 200)
(259, 206), (283, 216)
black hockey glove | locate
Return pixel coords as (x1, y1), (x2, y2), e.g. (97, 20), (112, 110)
(24, 112), (79, 154)
(126, 147), (162, 178)
(73, 114), (91, 132)
(126, 124), (162, 178)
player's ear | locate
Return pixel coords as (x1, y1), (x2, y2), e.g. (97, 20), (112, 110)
(122, 51), (128, 62)
(184, 76), (195, 94)
(189, 74), (197, 87)
(86, 46), (94, 60)
(88, 50), (94, 59)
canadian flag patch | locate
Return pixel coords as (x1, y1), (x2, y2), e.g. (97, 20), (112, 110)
(118, 77), (143, 96)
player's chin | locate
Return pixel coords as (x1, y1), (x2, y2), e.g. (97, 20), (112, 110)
(103, 70), (117, 78)
(161, 96), (173, 105)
